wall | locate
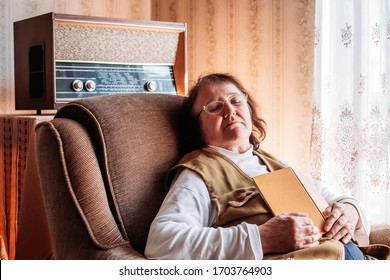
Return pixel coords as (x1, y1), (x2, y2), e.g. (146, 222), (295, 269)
(152, 0), (315, 171)
(0, 0), (314, 170)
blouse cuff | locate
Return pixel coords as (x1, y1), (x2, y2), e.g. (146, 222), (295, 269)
(246, 222), (263, 260)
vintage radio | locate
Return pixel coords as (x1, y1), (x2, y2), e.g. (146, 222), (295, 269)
(14, 12), (187, 111)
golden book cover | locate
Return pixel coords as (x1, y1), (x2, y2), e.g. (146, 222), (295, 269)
(253, 167), (328, 233)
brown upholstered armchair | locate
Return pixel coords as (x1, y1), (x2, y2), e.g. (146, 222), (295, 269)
(35, 93), (390, 259)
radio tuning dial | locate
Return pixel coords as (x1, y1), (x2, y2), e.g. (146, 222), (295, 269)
(72, 80), (83, 92)
(85, 80), (96, 92)
(146, 80), (157, 92)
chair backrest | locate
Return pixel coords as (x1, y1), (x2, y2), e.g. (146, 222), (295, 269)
(36, 93), (189, 258)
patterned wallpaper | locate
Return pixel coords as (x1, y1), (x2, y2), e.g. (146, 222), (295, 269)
(0, 0), (12, 114)
(1, 0), (314, 170)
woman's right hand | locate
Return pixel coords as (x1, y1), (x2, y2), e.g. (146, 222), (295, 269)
(258, 212), (322, 254)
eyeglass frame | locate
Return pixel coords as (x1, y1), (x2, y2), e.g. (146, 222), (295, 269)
(197, 93), (248, 119)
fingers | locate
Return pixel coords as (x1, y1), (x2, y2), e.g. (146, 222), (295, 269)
(341, 232), (353, 244)
(273, 212), (322, 252)
(302, 224), (318, 235)
(324, 204), (341, 232)
(294, 233), (322, 250)
(300, 229), (322, 244)
(324, 203), (355, 242)
(291, 222), (322, 250)
(282, 212), (309, 218)
(328, 220), (352, 238)
(300, 226), (322, 249)
(323, 205), (332, 217)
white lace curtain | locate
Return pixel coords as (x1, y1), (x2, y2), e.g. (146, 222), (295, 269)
(311, 0), (390, 224)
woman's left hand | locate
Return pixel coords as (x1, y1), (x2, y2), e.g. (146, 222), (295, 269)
(323, 202), (360, 244)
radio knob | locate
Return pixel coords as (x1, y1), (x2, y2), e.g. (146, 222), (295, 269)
(85, 80), (96, 92)
(72, 80), (83, 92)
(145, 80), (157, 92)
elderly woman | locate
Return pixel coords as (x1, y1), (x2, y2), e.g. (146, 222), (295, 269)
(145, 73), (370, 260)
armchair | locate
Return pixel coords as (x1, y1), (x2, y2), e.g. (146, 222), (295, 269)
(35, 93), (390, 259)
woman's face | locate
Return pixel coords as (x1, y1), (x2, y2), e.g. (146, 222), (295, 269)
(193, 82), (253, 153)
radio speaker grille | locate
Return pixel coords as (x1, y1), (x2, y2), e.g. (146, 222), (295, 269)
(55, 23), (179, 64)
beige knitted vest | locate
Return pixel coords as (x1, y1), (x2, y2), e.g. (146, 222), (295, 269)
(167, 146), (286, 227)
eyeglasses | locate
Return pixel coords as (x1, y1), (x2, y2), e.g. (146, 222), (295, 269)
(197, 93), (248, 118)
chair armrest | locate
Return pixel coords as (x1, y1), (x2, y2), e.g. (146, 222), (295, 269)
(91, 244), (147, 260)
(369, 224), (390, 247)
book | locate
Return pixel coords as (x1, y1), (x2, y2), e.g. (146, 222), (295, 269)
(253, 167), (328, 233)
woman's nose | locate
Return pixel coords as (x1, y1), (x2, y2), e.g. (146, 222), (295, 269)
(222, 100), (236, 117)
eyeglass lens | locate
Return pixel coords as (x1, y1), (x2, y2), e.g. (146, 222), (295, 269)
(204, 94), (246, 114)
